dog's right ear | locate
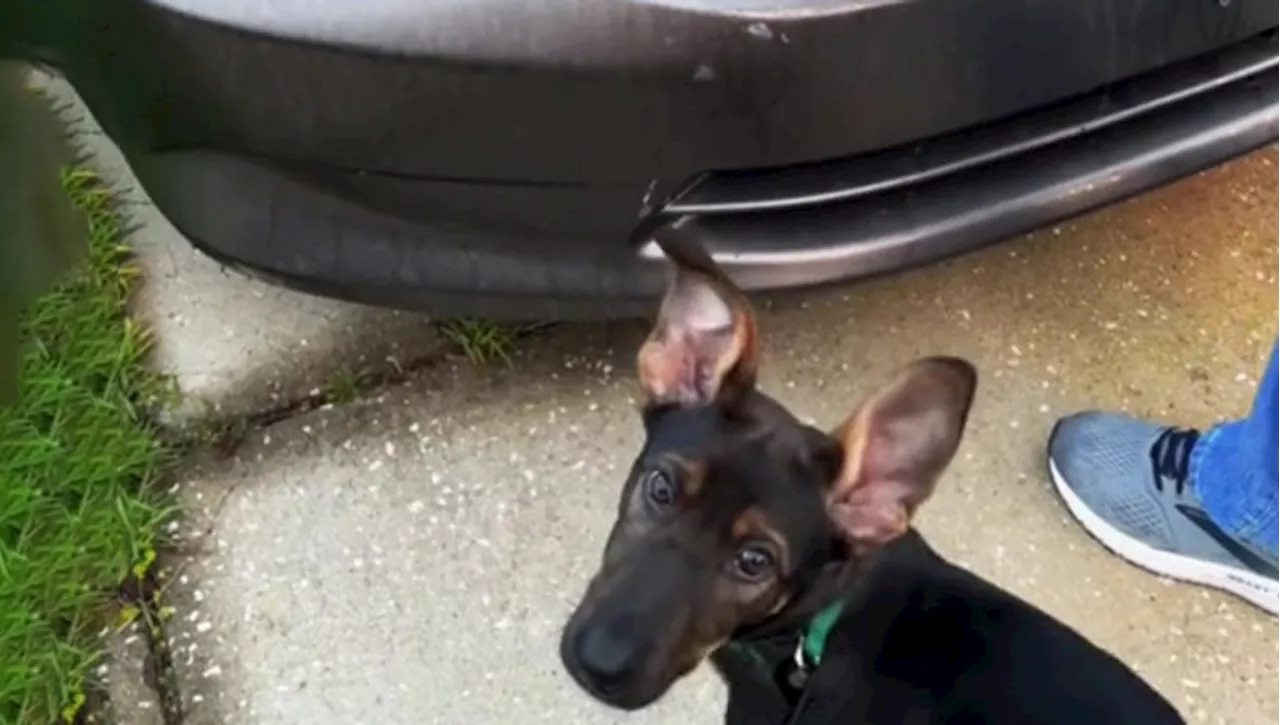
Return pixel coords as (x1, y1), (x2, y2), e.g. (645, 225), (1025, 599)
(637, 226), (758, 407)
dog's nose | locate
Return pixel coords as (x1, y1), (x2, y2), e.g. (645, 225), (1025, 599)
(574, 613), (647, 691)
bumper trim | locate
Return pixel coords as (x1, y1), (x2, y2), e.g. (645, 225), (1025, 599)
(669, 34), (1278, 216)
(641, 63), (1277, 291)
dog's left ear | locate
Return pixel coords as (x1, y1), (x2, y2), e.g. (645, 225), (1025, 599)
(637, 227), (758, 407)
(828, 357), (977, 551)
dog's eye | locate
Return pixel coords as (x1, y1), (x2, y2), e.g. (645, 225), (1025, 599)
(643, 469), (677, 507)
(733, 545), (775, 581)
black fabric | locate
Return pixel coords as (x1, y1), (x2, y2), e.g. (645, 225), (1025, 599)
(714, 636), (803, 725)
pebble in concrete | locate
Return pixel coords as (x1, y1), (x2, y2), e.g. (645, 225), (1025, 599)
(163, 152), (1277, 725)
(32, 71), (442, 427)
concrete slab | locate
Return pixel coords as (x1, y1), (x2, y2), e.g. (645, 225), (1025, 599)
(165, 148), (1279, 725)
(31, 71), (442, 426)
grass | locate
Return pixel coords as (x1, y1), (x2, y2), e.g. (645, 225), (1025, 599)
(323, 369), (370, 404)
(438, 318), (519, 367)
(0, 169), (173, 725)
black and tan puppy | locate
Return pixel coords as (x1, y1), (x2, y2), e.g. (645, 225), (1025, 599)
(559, 227), (1184, 724)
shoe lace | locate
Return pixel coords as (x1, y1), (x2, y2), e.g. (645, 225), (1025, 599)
(1149, 427), (1200, 495)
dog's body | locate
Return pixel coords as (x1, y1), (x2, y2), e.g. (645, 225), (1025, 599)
(559, 223), (1184, 724)
(713, 530), (1182, 724)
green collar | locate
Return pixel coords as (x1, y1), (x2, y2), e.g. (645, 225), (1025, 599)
(723, 598), (848, 675)
(799, 599), (846, 665)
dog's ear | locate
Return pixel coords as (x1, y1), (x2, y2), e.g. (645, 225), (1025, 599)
(827, 357), (976, 551)
(637, 226), (758, 407)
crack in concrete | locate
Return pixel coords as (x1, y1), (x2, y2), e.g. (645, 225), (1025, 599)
(198, 321), (558, 460)
(111, 568), (185, 725)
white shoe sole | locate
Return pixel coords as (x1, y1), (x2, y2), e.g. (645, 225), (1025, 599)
(1049, 459), (1279, 616)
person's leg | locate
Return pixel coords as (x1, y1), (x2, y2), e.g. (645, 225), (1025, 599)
(1193, 343), (1279, 557)
(1046, 342), (1279, 615)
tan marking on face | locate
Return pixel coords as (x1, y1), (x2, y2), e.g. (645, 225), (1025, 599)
(696, 637), (729, 661)
(731, 508), (758, 540)
(733, 508), (788, 552)
(766, 591), (792, 616)
(731, 508), (792, 590)
(670, 457), (707, 498)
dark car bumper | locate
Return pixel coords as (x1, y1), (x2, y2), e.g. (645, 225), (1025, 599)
(131, 32), (1278, 318)
(10, 1), (1279, 318)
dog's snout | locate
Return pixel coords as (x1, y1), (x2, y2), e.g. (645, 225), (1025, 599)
(573, 612), (648, 691)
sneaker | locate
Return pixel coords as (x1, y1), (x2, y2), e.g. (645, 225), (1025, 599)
(1048, 412), (1279, 615)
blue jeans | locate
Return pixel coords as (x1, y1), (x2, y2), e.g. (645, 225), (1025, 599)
(1193, 342), (1279, 558)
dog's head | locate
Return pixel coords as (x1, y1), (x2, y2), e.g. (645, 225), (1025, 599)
(559, 228), (977, 710)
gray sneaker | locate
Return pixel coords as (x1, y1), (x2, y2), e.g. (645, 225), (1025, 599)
(1048, 412), (1279, 615)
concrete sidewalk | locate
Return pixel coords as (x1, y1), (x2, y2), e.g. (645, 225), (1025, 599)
(132, 150), (1280, 725)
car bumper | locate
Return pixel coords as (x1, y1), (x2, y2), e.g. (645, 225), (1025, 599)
(124, 33), (1277, 319)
